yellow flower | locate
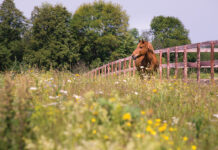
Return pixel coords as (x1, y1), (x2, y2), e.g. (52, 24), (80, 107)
(162, 135), (169, 141)
(159, 124), (167, 132)
(75, 74), (80, 77)
(146, 126), (152, 132)
(155, 119), (161, 123)
(191, 145), (197, 150)
(104, 135), (109, 140)
(93, 111), (98, 115)
(109, 97), (116, 102)
(126, 122), (132, 127)
(183, 136), (188, 141)
(150, 130), (156, 135)
(136, 133), (141, 138)
(147, 120), (153, 125)
(141, 111), (146, 115)
(91, 118), (96, 123)
(152, 89), (157, 93)
(92, 130), (96, 134)
(169, 127), (176, 132)
(122, 113), (131, 121)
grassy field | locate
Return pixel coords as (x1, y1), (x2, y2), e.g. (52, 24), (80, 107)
(0, 70), (217, 150)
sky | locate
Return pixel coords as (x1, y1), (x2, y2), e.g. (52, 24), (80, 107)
(1, 0), (217, 43)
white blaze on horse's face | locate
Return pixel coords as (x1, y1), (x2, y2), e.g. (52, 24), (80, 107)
(132, 41), (149, 60)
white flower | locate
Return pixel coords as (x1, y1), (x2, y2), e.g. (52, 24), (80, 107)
(134, 92), (138, 95)
(67, 79), (72, 83)
(49, 78), (54, 80)
(60, 90), (68, 95)
(213, 114), (218, 118)
(172, 117), (179, 125)
(140, 66), (144, 69)
(49, 96), (59, 99)
(96, 91), (103, 94)
(29, 87), (37, 91)
(115, 81), (119, 85)
(123, 80), (127, 83)
(73, 94), (82, 100)
(44, 102), (59, 107)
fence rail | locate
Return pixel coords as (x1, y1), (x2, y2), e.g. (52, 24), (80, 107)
(87, 40), (218, 83)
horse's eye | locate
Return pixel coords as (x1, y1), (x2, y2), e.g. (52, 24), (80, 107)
(140, 47), (143, 49)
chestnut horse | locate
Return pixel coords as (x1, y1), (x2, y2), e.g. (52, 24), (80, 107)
(131, 40), (159, 79)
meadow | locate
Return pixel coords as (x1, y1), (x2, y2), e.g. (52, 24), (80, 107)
(0, 70), (217, 150)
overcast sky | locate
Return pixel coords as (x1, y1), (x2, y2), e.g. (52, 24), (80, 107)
(1, 0), (217, 43)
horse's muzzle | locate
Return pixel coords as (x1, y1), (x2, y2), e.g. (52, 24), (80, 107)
(132, 55), (136, 60)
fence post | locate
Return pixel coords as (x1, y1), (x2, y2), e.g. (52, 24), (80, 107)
(115, 61), (118, 75)
(210, 41), (215, 83)
(111, 62), (114, 75)
(159, 50), (162, 80)
(175, 47), (178, 78)
(124, 58), (126, 76)
(167, 48), (170, 79)
(197, 43), (201, 83)
(119, 60), (121, 76)
(129, 57), (132, 76)
(133, 60), (135, 76)
(107, 63), (110, 77)
(104, 65), (106, 77)
(183, 45), (187, 82)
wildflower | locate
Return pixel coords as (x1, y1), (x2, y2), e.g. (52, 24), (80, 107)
(136, 133), (141, 138)
(104, 135), (109, 140)
(172, 117), (179, 125)
(141, 111), (146, 115)
(152, 89), (157, 93)
(150, 130), (156, 135)
(92, 130), (96, 134)
(60, 90), (68, 95)
(134, 92), (138, 95)
(29, 87), (37, 91)
(75, 74), (80, 77)
(115, 81), (119, 84)
(91, 118), (96, 123)
(173, 75), (177, 79)
(183, 136), (188, 141)
(162, 135), (169, 141)
(126, 122), (131, 127)
(147, 120), (153, 125)
(159, 124), (167, 132)
(213, 114), (218, 118)
(146, 126), (156, 135)
(93, 111), (98, 115)
(49, 96), (59, 100)
(67, 79), (72, 83)
(123, 80), (127, 83)
(155, 119), (161, 123)
(191, 145), (197, 150)
(122, 113), (131, 121)
(169, 127), (176, 132)
(43, 102), (59, 107)
(109, 97), (116, 102)
(73, 94), (82, 100)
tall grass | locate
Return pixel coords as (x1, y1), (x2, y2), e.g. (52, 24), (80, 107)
(0, 70), (217, 150)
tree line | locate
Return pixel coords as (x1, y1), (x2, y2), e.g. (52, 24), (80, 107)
(0, 0), (192, 71)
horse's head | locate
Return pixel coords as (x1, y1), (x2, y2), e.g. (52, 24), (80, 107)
(131, 40), (154, 60)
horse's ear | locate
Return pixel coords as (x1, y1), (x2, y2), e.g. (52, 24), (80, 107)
(142, 39), (144, 43)
(148, 42), (154, 53)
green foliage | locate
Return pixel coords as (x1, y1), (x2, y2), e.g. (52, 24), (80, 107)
(71, 0), (134, 68)
(0, 0), (27, 70)
(24, 3), (80, 70)
(150, 16), (191, 62)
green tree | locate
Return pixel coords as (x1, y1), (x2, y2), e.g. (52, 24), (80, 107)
(0, 0), (27, 70)
(71, 0), (133, 68)
(151, 16), (191, 49)
(150, 16), (192, 62)
(24, 3), (79, 70)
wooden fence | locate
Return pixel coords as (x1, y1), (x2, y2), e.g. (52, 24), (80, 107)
(87, 40), (218, 82)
